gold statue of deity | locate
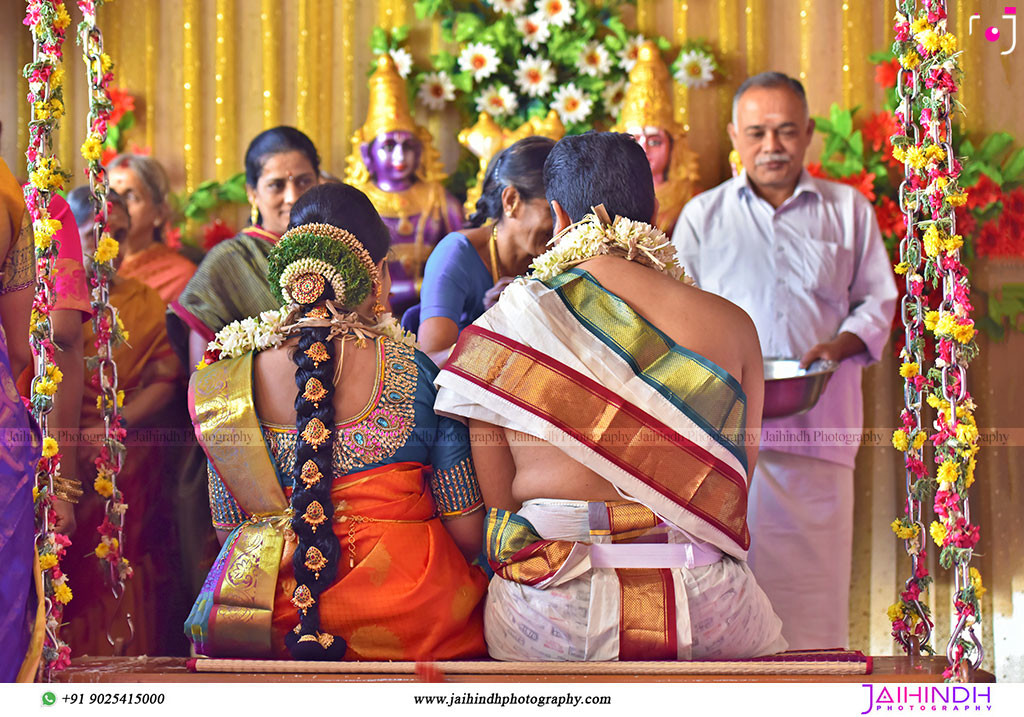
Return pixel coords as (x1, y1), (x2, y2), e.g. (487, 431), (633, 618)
(458, 110), (565, 215)
(345, 54), (463, 314)
(613, 41), (700, 234)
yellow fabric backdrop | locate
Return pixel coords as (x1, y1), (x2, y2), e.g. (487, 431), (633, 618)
(0, 0), (1021, 680)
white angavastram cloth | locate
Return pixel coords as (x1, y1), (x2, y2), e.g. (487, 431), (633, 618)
(434, 275), (752, 560)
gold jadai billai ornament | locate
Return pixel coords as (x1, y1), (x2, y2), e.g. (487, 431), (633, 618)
(303, 377), (328, 408)
(300, 460), (323, 489)
(302, 500), (328, 533)
(613, 42), (700, 233)
(301, 418), (331, 449)
(304, 546), (329, 580)
(291, 584), (315, 614)
(304, 342), (330, 367)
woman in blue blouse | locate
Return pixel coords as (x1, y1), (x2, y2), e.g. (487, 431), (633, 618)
(416, 136), (554, 364)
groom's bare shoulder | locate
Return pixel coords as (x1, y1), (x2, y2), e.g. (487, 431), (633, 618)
(576, 255), (759, 375)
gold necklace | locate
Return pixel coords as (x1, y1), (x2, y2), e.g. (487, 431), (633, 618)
(488, 224), (502, 284)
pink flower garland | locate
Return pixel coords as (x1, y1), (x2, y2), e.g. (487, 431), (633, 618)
(78, 0), (133, 594)
(23, 0), (74, 678)
(890, 0), (984, 683)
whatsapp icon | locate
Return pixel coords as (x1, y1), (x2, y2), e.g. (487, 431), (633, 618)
(42, 691), (57, 706)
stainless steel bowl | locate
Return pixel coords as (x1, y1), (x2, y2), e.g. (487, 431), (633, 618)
(762, 357), (838, 419)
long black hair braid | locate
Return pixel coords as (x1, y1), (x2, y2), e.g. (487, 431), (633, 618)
(276, 183), (391, 661)
(284, 287), (346, 660)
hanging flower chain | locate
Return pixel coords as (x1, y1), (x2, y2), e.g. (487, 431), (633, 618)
(78, 0), (133, 620)
(24, 0), (75, 678)
(888, 0), (935, 660)
(890, 0), (983, 683)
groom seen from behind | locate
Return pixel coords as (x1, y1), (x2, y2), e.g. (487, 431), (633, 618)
(434, 132), (786, 661)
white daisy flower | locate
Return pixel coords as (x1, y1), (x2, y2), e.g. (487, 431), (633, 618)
(389, 48), (413, 79)
(516, 12), (551, 50)
(515, 55), (556, 97)
(489, 0), (527, 14)
(476, 84), (519, 117)
(535, 0), (573, 28)
(601, 78), (627, 117)
(673, 50), (714, 88)
(578, 41), (611, 77)
(458, 42), (500, 82)
(417, 71), (456, 110)
(551, 83), (592, 124)
(619, 34), (646, 72)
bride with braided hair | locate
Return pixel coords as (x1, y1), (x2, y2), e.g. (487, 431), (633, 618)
(185, 183), (486, 660)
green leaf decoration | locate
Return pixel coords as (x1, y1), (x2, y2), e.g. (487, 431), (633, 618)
(105, 124), (121, 149)
(605, 16), (628, 44)
(830, 103), (853, 139)
(452, 70), (473, 93)
(414, 0), (448, 20)
(219, 172), (248, 203)
(454, 12), (483, 42)
(370, 27), (388, 55)
(959, 164), (980, 188)
(978, 131), (1014, 163)
(432, 50), (456, 73)
(1001, 146), (1024, 184)
(849, 130), (864, 158)
(987, 283), (1024, 338)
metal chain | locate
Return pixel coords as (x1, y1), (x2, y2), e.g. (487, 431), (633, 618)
(24, 0), (73, 680)
(929, 0), (983, 677)
(892, 0), (933, 655)
(892, 0), (984, 680)
(79, 0), (134, 651)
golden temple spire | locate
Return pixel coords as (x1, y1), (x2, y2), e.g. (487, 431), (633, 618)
(360, 53), (418, 139)
(614, 41), (678, 133)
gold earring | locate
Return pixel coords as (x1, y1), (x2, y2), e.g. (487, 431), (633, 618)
(250, 202), (259, 226)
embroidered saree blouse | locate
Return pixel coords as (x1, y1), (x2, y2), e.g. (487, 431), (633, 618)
(207, 338), (482, 530)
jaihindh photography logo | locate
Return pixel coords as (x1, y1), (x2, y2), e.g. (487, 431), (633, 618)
(859, 685), (993, 713)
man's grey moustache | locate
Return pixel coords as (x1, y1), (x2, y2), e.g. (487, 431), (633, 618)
(756, 154), (792, 165)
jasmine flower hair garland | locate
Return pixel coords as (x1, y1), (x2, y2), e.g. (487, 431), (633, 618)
(529, 204), (692, 284)
(200, 304), (418, 368)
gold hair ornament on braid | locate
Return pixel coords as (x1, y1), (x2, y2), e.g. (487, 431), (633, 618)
(304, 342), (330, 366)
(300, 460), (324, 489)
(291, 584), (315, 614)
(304, 546), (329, 580)
(301, 418), (331, 450)
(302, 377), (328, 408)
(301, 500), (328, 533)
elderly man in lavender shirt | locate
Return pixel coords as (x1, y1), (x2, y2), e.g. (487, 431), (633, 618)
(671, 72), (898, 650)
